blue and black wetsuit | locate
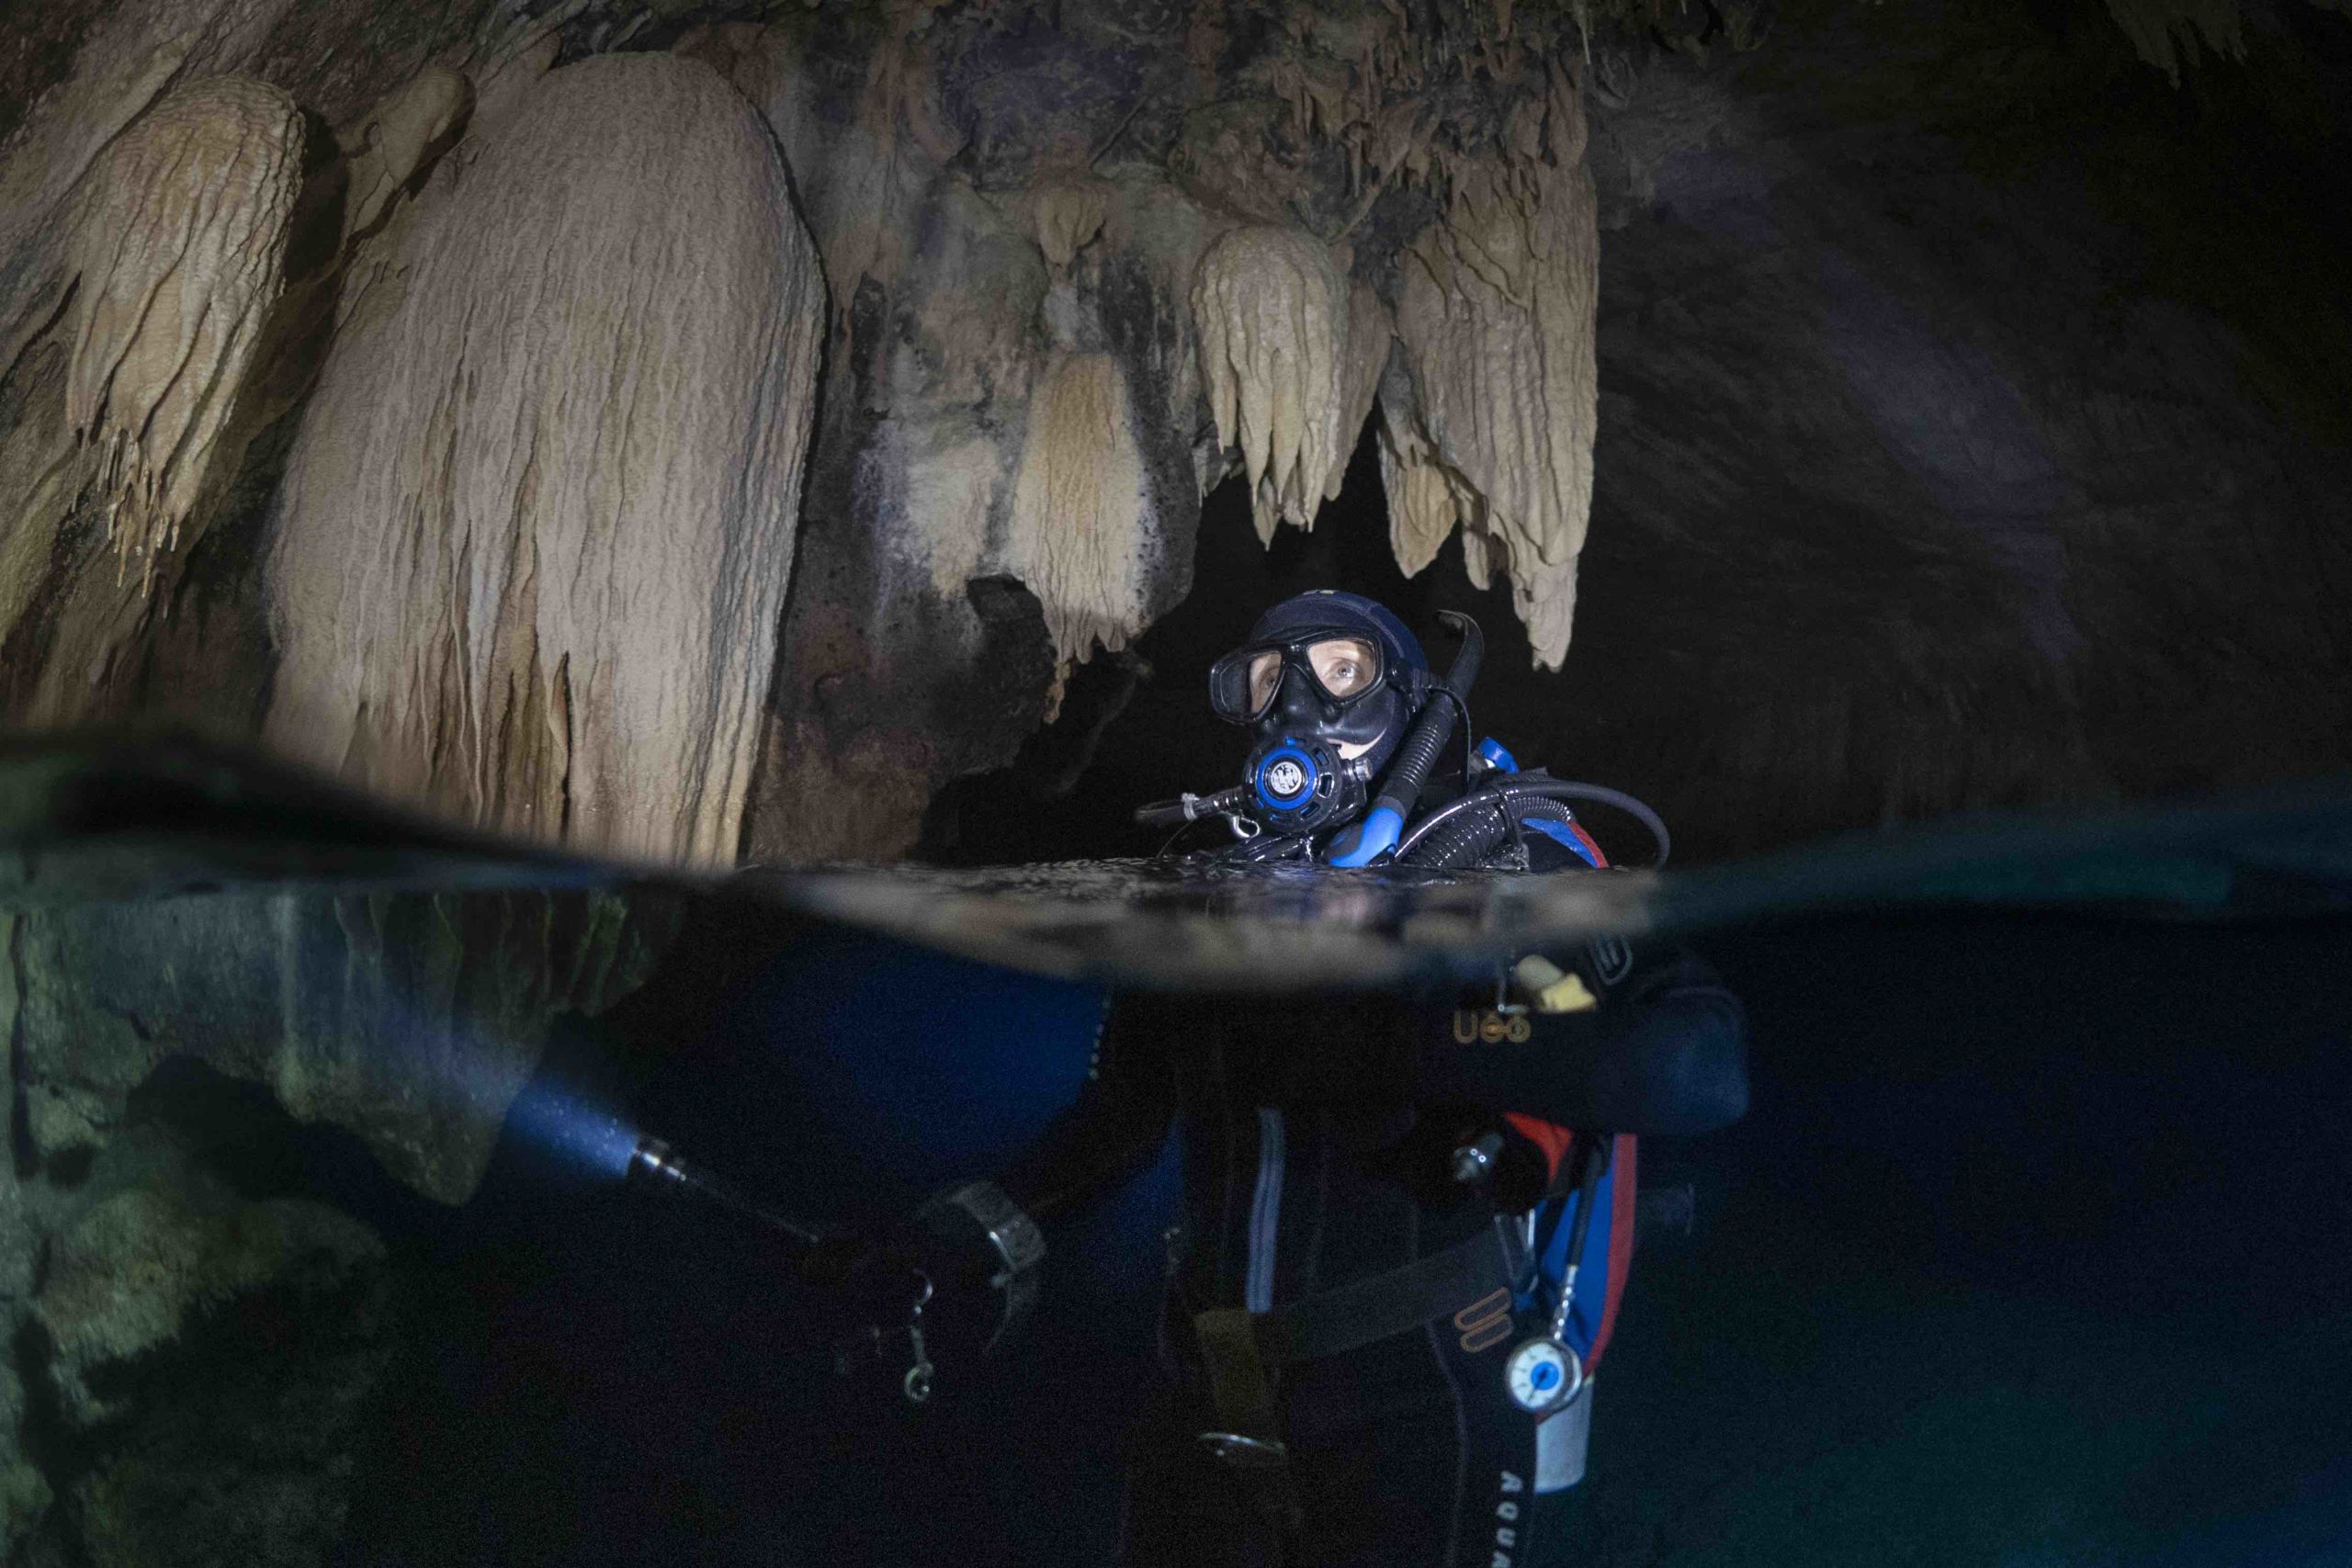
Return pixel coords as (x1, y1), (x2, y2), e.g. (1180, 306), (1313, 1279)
(993, 922), (1747, 1567)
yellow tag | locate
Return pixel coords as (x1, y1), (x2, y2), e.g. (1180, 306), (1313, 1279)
(1512, 955), (1599, 1014)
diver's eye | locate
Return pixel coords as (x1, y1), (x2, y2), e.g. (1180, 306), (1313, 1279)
(1308, 638), (1376, 698)
(1248, 650), (1283, 713)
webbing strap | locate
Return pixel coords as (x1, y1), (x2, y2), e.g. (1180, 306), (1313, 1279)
(1190, 1223), (1521, 1529)
(1256, 1223), (1520, 1365)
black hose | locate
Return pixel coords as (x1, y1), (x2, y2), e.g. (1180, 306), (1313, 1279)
(1399, 791), (1517, 869)
(1561, 1135), (1607, 1269)
(1396, 778), (1672, 869)
(1134, 784), (1251, 829)
(1368, 612), (1483, 827)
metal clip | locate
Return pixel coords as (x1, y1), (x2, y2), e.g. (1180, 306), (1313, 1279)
(1493, 964), (1530, 1017)
(902, 1274), (935, 1404)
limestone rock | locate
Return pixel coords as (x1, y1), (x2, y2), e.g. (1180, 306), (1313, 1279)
(0, 0), (2338, 880)
(1029, 175), (1114, 273)
(336, 64), (470, 245)
(26, 1163), (390, 1568)
(1331, 279), (1395, 502)
(0, 68), (306, 729)
(1006, 353), (1156, 662)
(0, 0), (295, 305)
(5, 888), (667, 1204)
(1375, 360), (1467, 580)
(32, 1172), (381, 1428)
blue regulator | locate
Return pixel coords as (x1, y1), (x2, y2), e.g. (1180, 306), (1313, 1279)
(1243, 735), (1370, 836)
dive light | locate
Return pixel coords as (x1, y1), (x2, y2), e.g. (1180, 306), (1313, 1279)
(627, 1136), (985, 1405)
(628, 1135), (829, 1249)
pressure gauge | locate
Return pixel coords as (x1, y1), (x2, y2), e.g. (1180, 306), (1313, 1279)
(1503, 1336), (1583, 1415)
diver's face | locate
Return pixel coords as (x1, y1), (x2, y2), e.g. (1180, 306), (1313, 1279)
(1251, 641), (1409, 776)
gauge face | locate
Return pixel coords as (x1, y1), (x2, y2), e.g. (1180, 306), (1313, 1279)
(1505, 1338), (1580, 1413)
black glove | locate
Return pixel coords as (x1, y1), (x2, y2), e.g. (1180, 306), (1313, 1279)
(802, 1180), (1045, 1403)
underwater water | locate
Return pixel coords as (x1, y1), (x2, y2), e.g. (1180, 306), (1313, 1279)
(12, 739), (2346, 1566)
(284, 908), (2352, 1568)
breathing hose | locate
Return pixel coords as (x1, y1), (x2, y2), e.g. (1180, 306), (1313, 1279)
(1327, 611), (1484, 866)
(1134, 784), (1253, 830)
(1396, 778), (1672, 870)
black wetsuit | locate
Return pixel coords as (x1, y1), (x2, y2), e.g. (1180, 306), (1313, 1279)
(993, 924), (1747, 1567)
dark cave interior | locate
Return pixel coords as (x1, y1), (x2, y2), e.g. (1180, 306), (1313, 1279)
(922, 0), (2352, 871)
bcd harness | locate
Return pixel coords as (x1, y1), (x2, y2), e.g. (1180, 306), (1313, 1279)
(1189, 1135), (1612, 1527)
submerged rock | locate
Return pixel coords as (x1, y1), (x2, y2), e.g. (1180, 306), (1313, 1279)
(32, 1169), (382, 1430)
(23, 1161), (391, 1568)
(4, 887), (669, 1206)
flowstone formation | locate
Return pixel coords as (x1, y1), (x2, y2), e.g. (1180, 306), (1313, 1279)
(265, 51), (823, 867)
(59, 76), (304, 596)
(0, 68), (309, 728)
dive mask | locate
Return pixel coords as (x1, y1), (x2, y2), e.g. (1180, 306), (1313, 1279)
(1208, 632), (1387, 725)
(1213, 628), (1414, 839)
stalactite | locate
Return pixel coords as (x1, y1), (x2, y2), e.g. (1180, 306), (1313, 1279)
(1030, 175), (1111, 271)
(1329, 278), (1394, 500)
(264, 54), (824, 867)
(0, 0), (295, 297)
(1004, 351), (1153, 663)
(1190, 223), (1350, 544)
(1388, 67), (1596, 668)
(1376, 365), (1464, 578)
(2100, 0), (2247, 80)
(61, 75), (304, 591)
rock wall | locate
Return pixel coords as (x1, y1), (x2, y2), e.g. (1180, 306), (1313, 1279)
(0, 0), (1635, 865)
(0, 881), (670, 1562)
(0, 1058), (398, 1567)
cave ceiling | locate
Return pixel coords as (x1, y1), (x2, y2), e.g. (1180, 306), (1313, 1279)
(0, 0), (2345, 870)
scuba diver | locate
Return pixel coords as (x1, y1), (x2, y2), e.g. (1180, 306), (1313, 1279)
(814, 590), (1749, 1566)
